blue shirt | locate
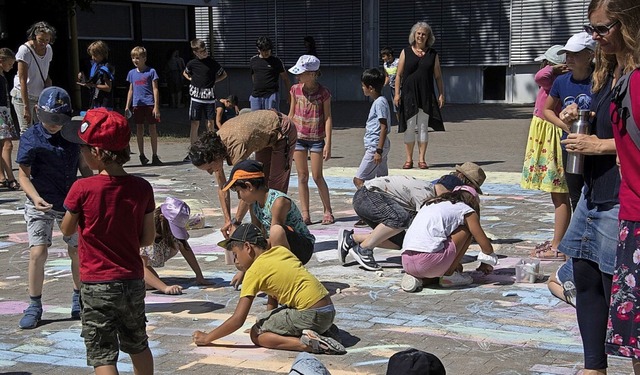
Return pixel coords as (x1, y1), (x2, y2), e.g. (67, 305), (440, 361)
(127, 67), (158, 107)
(549, 73), (592, 146)
(16, 123), (80, 211)
(364, 96), (391, 148)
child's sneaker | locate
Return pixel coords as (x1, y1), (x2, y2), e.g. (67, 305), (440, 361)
(348, 245), (381, 271)
(151, 154), (163, 166)
(354, 218), (368, 228)
(337, 229), (355, 264)
(19, 304), (43, 329)
(183, 154), (191, 162)
(139, 154), (149, 165)
(563, 280), (577, 307)
(401, 273), (423, 293)
(439, 271), (473, 288)
(71, 292), (81, 320)
(300, 329), (346, 355)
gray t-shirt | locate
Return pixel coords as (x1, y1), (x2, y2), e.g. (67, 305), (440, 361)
(364, 175), (436, 212)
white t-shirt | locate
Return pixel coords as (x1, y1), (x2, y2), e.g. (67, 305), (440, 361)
(364, 175), (436, 212)
(13, 44), (53, 99)
(402, 201), (475, 253)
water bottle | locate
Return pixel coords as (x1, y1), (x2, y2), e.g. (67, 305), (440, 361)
(565, 110), (591, 174)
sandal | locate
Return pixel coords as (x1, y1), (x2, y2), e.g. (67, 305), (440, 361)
(0, 179), (7, 188)
(321, 212), (335, 225)
(7, 180), (20, 191)
(402, 161), (413, 169)
(418, 161), (429, 169)
(531, 242), (566, 261)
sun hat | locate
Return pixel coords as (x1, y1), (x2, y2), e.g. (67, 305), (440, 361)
(222, 159), (266, 191)
(61, 108), (131, 151)
(36, 86), (72, 126)
(454, 162), (486, 194)
(534, 45), (566, 65)
(386, 348), (446, 375)
(160, 197), (191, 241)
(288, 55), (320, 74)
(557, 31), (597, 54)
(217, 223), (266, 249)
(453, 185), (479, 199)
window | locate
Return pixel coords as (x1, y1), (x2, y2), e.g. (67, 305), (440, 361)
(77, 2), (133, 40)
(141, 5), (188, 41)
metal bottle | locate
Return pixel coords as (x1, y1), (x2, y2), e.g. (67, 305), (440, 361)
(565, 109), (591, 174)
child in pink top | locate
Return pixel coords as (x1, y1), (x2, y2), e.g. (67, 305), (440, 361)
(288, 55), (334, 225)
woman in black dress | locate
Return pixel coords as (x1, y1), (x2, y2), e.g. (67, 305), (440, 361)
(394, 21), (445, 170)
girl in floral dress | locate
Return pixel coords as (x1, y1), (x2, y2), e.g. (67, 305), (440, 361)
(0, 48), (18, 190)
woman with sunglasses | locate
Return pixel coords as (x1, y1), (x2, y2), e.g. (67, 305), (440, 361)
(559, 0), (639, 373)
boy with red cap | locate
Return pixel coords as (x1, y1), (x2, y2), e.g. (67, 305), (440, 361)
(60, 108), (156, 375)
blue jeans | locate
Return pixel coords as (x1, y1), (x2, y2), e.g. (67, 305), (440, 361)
(250, 92), (280, 111)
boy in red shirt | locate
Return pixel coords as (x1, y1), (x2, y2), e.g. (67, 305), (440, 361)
(60, 108), (156, 375)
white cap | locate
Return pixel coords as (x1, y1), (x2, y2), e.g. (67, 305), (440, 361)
(288, 55), (320, 74)
(557, 31), (596, 54)
(534, 45), (566, 65)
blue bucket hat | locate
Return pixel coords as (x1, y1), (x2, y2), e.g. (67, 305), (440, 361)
(36, 86), (72, 126)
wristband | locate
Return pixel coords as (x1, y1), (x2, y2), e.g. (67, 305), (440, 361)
(477, 252), (498, 266)
(230, 218), (242, 226)
(375, 148), (384, 155)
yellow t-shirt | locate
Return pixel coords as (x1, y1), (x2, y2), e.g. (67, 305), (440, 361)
(240, 246), (328, 310)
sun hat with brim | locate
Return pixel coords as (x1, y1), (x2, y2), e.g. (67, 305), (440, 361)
(222, 159), (266, 191)
(533, 45), (566, 65)
(455, 162), (486, 194)
(160, 197), (191, 241)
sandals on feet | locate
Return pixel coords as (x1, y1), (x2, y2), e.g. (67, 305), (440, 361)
(402, 161), (413, 169)
(418, 161), (429, 169)
(6, 180), (20, 191)
(530, 241), (566, 261)
(321, 213), (335, 225)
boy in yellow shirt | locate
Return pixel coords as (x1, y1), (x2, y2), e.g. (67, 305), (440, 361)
(191, 223), (345, 355)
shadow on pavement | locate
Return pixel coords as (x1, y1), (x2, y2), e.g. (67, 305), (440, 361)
(145, 301), (224, 315)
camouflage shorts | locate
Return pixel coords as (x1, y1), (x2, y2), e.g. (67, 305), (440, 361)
(255, 304), (335, 337)
(81, 280), (148, 367)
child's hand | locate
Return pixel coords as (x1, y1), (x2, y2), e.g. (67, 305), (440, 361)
(230, 270), (245, 290)
(163, 284), (183, 295)
(192, 330), (211, 346)
(373, 152), (382, 165)
(476, 263), (493, 275)
(33, 197), (53, 212)
(152, 107), (160, 120)
(323, 145), (331, 161)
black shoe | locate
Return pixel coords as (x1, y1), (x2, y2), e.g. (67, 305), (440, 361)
(337, 228), (354, 264)
(139, 154), (149, 165)
(354, 219), (368, 228)
(183, 154), (191, 162)
(151, 154), (163, 166)
(348, 245), (381, 271)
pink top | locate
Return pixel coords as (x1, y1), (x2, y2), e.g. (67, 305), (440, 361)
(289, 83), (331, 141)
(533, 65), (562, 120)
(611, 69), (640, 221)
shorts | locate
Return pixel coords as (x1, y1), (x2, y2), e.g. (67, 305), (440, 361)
(352, 187), (411, 247)
(81, 280), (149, 367)
(355, 146), (389, 180)
(556, 258), (574, 284)
(24, 201), (78, 248)
(557, 193), (619, 275)
(283, 225), (314, 265)
(255, 303), (335, 337)
(249, 93), (280, 111)
(295, 139), (325, 153)
(402, 238), (457, 278)
(132, 105), (159, 125)
(189, 99), (216, 121)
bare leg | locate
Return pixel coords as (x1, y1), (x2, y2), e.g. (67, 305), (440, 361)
(136, 123), (145, 156)
(418, 141), (428, 165)
(268, 225), (290, 250)
(94, 365), (118, 375)
(67, 245), (81, 290)
(28, 245), (48, 297)
(206, 119), (215, 133)
(130, 347), (154, 375)
(1, 139), (14, 181)
(250, 326), (308, 352)
(360, 224), (403, 250)
(353, 231), (401, 250)
(547, 271), (568, 303)
(551, 192), (571, 249)
(443, 227), (473, 276)
(309, 152), (332, 215)
(404, 142), (414, 164)
(190, 120), (200, 145)
(148, 124), (158, 156)
(633, 358), (640, 375)
(294, 150), (311, 223)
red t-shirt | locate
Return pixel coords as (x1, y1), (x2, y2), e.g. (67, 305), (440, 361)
(611, 69), (640, 221)
(64, 174), (155, 282)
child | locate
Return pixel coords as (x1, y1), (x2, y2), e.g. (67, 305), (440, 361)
(547, 259), (576, 307)
(400, 185), (497, 292)
(521, 45), (572, 262)
(16, 87), (81, 329)
(215, 94), (239, 130)
(288, 55), (333, 225)
(249, 36), (290, 111)
(125, 46), (162, 166)
(60, 107), (155, 374)
(381, 47), (399, 123)
(78, 40), (114, 110)
(192, 223), (345, 355)
(0, 48), (18, 190)
(183, 38), (227, 150)
(354, 68), (390, 189)
(141, 196), (209, 295)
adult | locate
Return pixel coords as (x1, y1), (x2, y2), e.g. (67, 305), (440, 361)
(394, 21), (445, 170)
(249, 36), (290, 111)
(11, 21), (55, 134)
(558, 0), (633, 372)
(188, 110), (296, 237)
(166, 49), (185, 108)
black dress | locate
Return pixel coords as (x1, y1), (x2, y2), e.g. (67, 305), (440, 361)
(398, 47), (445, 133)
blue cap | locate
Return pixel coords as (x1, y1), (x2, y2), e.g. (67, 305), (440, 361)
(436, 174), (464, 191)
(36, 86), (72, 126)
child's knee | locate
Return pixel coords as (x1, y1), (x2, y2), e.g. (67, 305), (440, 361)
(29, 246), (48, 263)
(67, 246), (78, 257)
(298, 171), (310, 184)
(249, 324), (261, 345)
(3, 139), (13, 151)
(353, 177), (364, 188)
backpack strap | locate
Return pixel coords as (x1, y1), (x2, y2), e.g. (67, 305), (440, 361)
(612, 70), (640, 150)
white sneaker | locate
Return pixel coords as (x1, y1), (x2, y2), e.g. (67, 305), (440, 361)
(401, 273), (423, 293)
(439, 271), (473, 288)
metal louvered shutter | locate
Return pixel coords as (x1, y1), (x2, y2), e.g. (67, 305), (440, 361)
(510, 0), (590, 65)
(469, 0), (510, 65)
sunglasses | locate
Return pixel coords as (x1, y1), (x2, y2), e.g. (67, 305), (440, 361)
(583, 20), (619, 37)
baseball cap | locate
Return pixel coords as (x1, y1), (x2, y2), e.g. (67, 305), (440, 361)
(557, 31), (597, 54)
(386, 348), (446, 375)
(455, 162), (486, 194)
(534, 45), (566, 65)
(36, 86), (72, 126)
(61, 108), (131, 151)
(222, 159), (266, 191)
(453, 185), (479, 199)
(217, 223), (266, 249)
(288, 55), (320, 74)
(160, 197), (191, 240)
(435, 175), (464, 191)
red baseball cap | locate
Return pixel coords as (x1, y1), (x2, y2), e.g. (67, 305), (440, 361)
(61, 108), (131, 151)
